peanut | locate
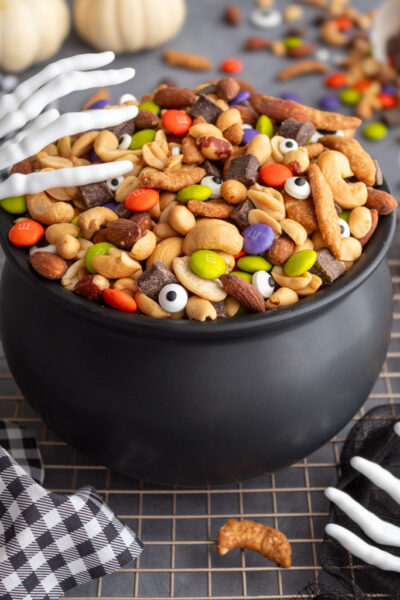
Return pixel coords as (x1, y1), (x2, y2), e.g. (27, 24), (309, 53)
(27, 192), (74, 226)
(337, 237), (362, 261)
(168, 205), (196, 235)
(348, 207), (372, 239)
(130, 230), (157, 261)
(56, 234), (81, 260)
(45, 223), (79, 244)
(246, 134), (271, 165)
(78, 206), (118, 240)
(266, 287), (299, 309)
(221, 180), (248, 205)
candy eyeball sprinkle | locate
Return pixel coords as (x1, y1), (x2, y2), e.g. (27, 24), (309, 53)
(118, 134), (132, 150)
(339, 218), (350, 238)
(252, 271), (275, 299)
(119, 93), (138, 104)
(310, 131), (323, 143)
(242, 123), (253, 130)
(284, 176), (311, 200)
(159, 283), (188, 313)
(335, 130), (345, 137)
(250, 8), (282, 28)
(201, 175), (223, 198)
(279, 138), (298, 154)
(106, 176), (124, 191)
(171, 146), (181, 156)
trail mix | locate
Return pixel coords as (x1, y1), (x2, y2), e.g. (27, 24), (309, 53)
(4, 79), (398, 320)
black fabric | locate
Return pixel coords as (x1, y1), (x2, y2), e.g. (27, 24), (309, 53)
(306, 404), (400, 600)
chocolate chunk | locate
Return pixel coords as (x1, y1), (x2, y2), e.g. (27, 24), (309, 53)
(198, 83), (217, 96)
(78, 182), (114, 209)
(134, 109), (159, 130)
(137, 261), (178, 301)
(226, 155), (259, 186)
(188, 95), (222, 124)
(334, 203), (342, 215)
(382, 107), (400, 127)
(278, 118), (316, 146)
(200, 160), (223, 178)
(230, 198), (255, 230)
(211, 300), (226, 318)
(373, 160), (383, 187)
(310, 248), (345, 286)
(91, 229), (109, 244)
(108, 119), (135, 140)
(114, 204), (133, 219)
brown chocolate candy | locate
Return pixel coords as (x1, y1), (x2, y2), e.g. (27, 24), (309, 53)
(137, 261), (178, 301)
(211, 301), (226, 318)
(226, 155), (259, 186)
(278, 118), (316, 146)
(108, 119), (135, 140)
(310, 248), (345, 286)
(106, 219), (142, 249)
(78, 182), (114, 209)
(134, 109), (159, 131)
(188, 95), (223, 124)
(230, 198), (256, 230)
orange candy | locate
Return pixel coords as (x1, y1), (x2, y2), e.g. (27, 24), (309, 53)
(353, 79), (371, 92)
(334, 17), (353, 31)
(125, 188), (159, 212)
(325, 72), (347, 89)
(234, 250), (247, 260)
(8, 219), (44, 247)
(103, 289), (137, 313)
(162, 110), (192, 136)
(221, 58), (243, 74)
(259, 163), (292, 187)
(378, 93), (397, 109)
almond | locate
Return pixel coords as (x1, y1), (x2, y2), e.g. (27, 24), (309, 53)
(130, 212), (152, 234)
(134, 109), (159, 130)
(74, 275), (103, 301)
(30, 251), (67, 280)
(10, 157), (33, 175)
(91, 229), (109, 244)
(224, 4), (242, 25)
(250, 94), (311, 123)
(288, 43), (316, 58)
(106, 219), (142, 249)
(366, 188), (398, 215)
(154, 87), (197, 109)
(245, 36), (271, 51)
(216, 77), (240, 102)
(220, 274), (265, 313)
(358, 208), (378, 247)
(266, 236), (295, 266)
(231, 104), (257, 126)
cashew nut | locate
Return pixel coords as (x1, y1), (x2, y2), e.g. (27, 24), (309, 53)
(147, 236), (184, 269)
(318, 150), (367, 209)
(61, 259), (88, 290)
(27, 192), (74, 225)
(77, 206), (118, 240)
(115, 175), (139, 203)
(92, 248), (141, 279)
(173, 256), (227, 302)
(71, 131), (98, 158)
(186, 296), (217, 321)
(135, 291), (171, 319)
(45, 223), (80, 244)
(113, 278), (138, 293)
(77, 239), (93, 259)
(153, 223), (178, 241)
(271, 266), (312, 291)
(94, 130), (141, 165)
(130, 230), (157, 261)
(248, 209), (282, 236)
(270, 136), (285, 163)
(56, 234), (81, 260)
(280, 219), (308, 246)
(297, 273), (322, 297)
(183, 219), (243, 256)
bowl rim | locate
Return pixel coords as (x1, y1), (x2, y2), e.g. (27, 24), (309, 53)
(0, 181), (396, 340)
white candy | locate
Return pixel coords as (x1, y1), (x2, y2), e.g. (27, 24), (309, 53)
(119, 93), (138, 104)
(242, 124), (252, 130)
(159, 284), (188, 313)
(29, 244), (57, 256)
(252, 271), (275, 299)
(309, 131), (323, 144)
(201, 175), (222, 199)
(284, 176), (311, 200)
(279, 138), (298, 155)
(339, 218), (350, 238)
(315, 48), (331, 62)
(250, 8), (282, 28)
(171, 146), (181, 156)
(118, 133), (133, 150)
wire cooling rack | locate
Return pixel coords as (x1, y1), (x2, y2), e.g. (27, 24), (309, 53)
(0, 226), (399, 599)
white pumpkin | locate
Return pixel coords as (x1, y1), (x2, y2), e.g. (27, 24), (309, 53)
(0, 0), (70, 73)
(73, 0), (186, 54)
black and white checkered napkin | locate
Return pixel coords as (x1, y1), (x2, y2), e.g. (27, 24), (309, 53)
(0, 423), (143, 600)
(0, 421), (44, 485)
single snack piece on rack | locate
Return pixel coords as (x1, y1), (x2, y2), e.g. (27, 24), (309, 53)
(217, 519), (292, 568)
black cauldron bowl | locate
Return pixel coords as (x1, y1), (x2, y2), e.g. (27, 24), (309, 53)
(0, 186), (396, 487)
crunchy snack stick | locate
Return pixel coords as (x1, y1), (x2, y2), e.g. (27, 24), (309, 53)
(320, 135), (376, 186)
(308, 164), (342, 258)
(217, 519), (292, 568)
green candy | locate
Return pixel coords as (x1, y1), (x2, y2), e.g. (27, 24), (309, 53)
(0, 195), (27, 214)
(138, 101), (160, 115)
(256, 114), (274, 138)
(237, 255), (271, 273)
(284, 37), (302, 49)
(130, 129), (156, 149)
(339, 210), (350, 222)
(363, 122), (387, 141)
(71, 216), (79, 226)
(231, 271), (252, 283)
(339, 88), (361, 105)
(236, 305), (249, 316)
(284, 249), (317, 277)
(177, 185), (212, 204)
(190, 250), (226, 279)
(85, 242), (116, 274)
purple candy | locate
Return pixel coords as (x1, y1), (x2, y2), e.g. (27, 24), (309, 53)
(242, 224), (275, 254)
(242, 128), (259, 145)
(280, 92), (301, 102)
(87, 99), (111, 110)
(381, 83), (398, 96)
(89, 148), (102, 163)
(103, 201), (119, 212)
(319, 95), (340, 110)
(229, 90), (250, 105)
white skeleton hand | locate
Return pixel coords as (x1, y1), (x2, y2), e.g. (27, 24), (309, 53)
(325, 422), (400, 572)
(0, 51), (138, 199)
